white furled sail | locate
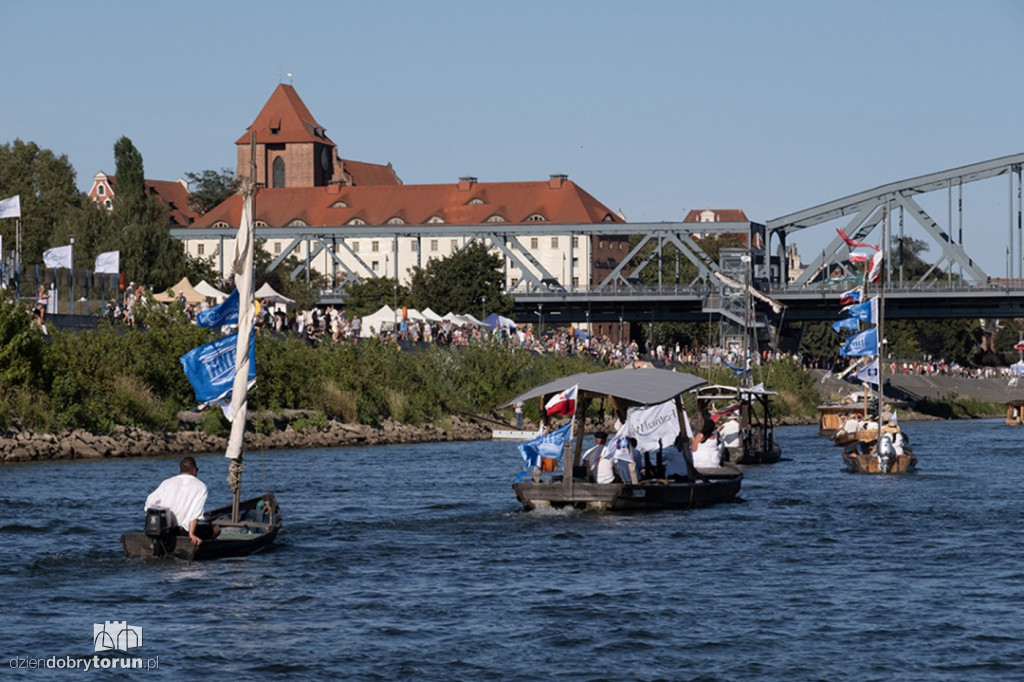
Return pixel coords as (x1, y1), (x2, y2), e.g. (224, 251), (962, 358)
(225, 181), (255, 461)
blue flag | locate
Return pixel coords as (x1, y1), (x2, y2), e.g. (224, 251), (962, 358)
(196, 289), (239, 328)
(518, 423), (573, 468)
(839, 327), (878, 357)
(843, 297), (878, 324)
(832, 318), (860, 333)
(179, 332), (256, 403)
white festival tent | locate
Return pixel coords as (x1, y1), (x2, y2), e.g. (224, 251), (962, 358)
(194, 280), (228, 301)
(254, 282), (296, 307)
(360, 304), (397, 337)
(421, 307), (445, 323)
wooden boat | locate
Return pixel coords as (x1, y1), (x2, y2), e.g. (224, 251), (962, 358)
(123, 140), (281, 559)
(817, 400), (872, 437)
(695, 384), (782, 464)
(832, 216), (916, 474)
(502, 367), (743, 511)
(1006, 400), (1024, 426)
(121, 493), (280, 561)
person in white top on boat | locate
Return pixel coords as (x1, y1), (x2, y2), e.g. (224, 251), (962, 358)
(842, 414), (860, 434)
(581, 431), (615, 483)
(607, 431), (640, 483)
(145, 457), (220, 545)
(719, 414), (742, 462)
(690, 419), (722, 469)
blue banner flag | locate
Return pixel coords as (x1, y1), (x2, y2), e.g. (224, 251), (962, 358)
(839, 327), (878, 357)
(832, 318), (860, 333)
(518, 423), (573, 468)
(196, 289), (239, 328)
(179, 332), (256, 403)
(843, 297), (878, 324)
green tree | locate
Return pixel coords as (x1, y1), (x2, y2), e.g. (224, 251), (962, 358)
(0, 139), (82, 265)
(343, 276), (410, 317)
(406, 242), (513, 316)
(112, 136), (186, 291)
(184, 168), (238, 215)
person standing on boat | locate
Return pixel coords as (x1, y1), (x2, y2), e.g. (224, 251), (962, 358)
(719, 414), (742, 463)
(582, 431), (615, 483)
(145, 457), (220, 546)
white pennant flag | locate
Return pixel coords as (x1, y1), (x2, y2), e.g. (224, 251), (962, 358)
(0, 195), (20, 219)
(43, 245), (73, 270)
(94, 251), (120, 274)
(855, 358), (880, 386)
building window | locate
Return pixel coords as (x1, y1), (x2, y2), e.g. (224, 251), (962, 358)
(197, 244), (205, 256)
(526, 213), (546, 222)
(104, 199), (112, 209)
(485, 214), (506, 223)
(450, 239), (458, 251)
(371, 241), (379, 252)
(572, 257), (579, 268)
(551, 237), (559, 248)
(572, 236), (579, 247)
(411, 241), (419, 252)
(330, 200), (349, 208)
(510, 277), (519, 287)
(387, 217), (405, 225)
(353, 241), (360, 252)
(467, 198), (485, 206)
(288, 219), (307, 227)
(372, 260), (380, 272)
(573, 276), (579, 287)
(426, 216), (444, 224)
(430, 239), (438, 252)
(254, 220), (267, 227)
(213, 221), (229, 228)
(272, 157), (285, 188)
(97, 185), (105, 195)
(530, 237), (538, 249)
(274, 242), (282, 254)
(347, 218), (365, 226)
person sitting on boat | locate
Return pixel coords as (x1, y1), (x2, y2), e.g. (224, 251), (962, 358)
(842, 414), (860, 435)
(691, 419), (722, 469)
(144, 457), (220, 546)
(609, 434), (640, 484)
(719, 414), (742, 463)
(663, 434), (694, 481)
(582, 431), (615, 483)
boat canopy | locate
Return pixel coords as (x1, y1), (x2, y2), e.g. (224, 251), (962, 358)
(500, 368), (707, 409)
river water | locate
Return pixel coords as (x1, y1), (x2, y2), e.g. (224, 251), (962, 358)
(2, 419), (1023, 680)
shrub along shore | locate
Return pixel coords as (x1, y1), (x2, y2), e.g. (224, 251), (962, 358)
(0, 299), (1005, 463)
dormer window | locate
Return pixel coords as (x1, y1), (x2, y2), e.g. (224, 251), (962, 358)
(387, 217), (405, 225)
(288, 219), (307, 227)
(269, 117), (281, 135)
(212, 221), (230, 228)
(426, 216), (445, 224)
(254, 220), (267, 227)
(347, 218), (366, 226)
(602, 214), (615, 222)
(525, 213), (546, 222)
(330, 200), (349, 209)
(467, 198), (486, 206)
(485, 214), (506, 223)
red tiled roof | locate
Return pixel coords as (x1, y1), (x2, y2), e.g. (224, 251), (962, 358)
(235, 84), (334, 147)
(146, 179), (198, 226)
(683, 208), (749, 223)
(193, 179), (622, 228)
(339, 158), (402, 186)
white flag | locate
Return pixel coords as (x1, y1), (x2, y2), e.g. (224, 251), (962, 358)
(94, 251), (120, 274)
(855, 358), (880, 386)
(625, 400), (680, 452)
(0, 195), (20, 219)
(43, 245), (73, 270)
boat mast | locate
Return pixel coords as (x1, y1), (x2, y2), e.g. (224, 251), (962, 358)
(876, 207), (887, 437)
(226, 132), (258, 523)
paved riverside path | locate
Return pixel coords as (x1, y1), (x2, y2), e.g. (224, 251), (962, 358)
(810, 369), (1024, 405)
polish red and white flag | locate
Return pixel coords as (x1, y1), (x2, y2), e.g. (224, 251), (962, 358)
(544, 385), (578, 416)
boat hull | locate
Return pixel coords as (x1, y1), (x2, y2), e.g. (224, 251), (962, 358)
(841, 449), (916, 474)
(736, 445), (782, 465)
(121, 493), (281, 561)
(512, 467), (742, 511)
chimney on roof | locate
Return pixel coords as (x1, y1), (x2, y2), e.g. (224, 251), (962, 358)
(548, 173), (568, 189)
(457, 176), (477, 191)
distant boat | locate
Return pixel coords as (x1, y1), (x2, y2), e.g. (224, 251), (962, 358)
(502, 368), (742, 511)
(695, 384), (782, 464)
(1006, 400), (1024, 426)
(122, 140), (281, 559)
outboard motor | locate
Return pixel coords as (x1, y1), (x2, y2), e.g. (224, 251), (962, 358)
(144, 508), (174, 539)
(877, 434), (896, 473)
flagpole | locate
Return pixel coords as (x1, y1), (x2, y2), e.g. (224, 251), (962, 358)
(876, 208), (887, 442)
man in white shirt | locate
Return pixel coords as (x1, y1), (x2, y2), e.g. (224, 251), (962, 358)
(581, 432), (615, 483)
(145, 457), (218, 545)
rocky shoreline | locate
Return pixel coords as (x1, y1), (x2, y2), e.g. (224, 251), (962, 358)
(0, 414), (493, 463)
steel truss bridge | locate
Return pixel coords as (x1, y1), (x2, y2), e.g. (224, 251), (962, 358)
(170, 153), (1024, 324)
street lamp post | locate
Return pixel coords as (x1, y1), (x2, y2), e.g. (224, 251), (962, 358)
(69, 235), (75, 315)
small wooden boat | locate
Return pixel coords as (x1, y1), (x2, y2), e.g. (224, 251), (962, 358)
(121, 493), (280, 561)
(502, 367), (743, 511)
(1006, 400), (1024, 426)
(839, 423), (916, 474)
(695, 384), (781, 464)
(817, 401), (872, 437)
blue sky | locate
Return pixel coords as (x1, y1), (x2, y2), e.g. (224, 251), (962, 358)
(3, 0), (1022, 275)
